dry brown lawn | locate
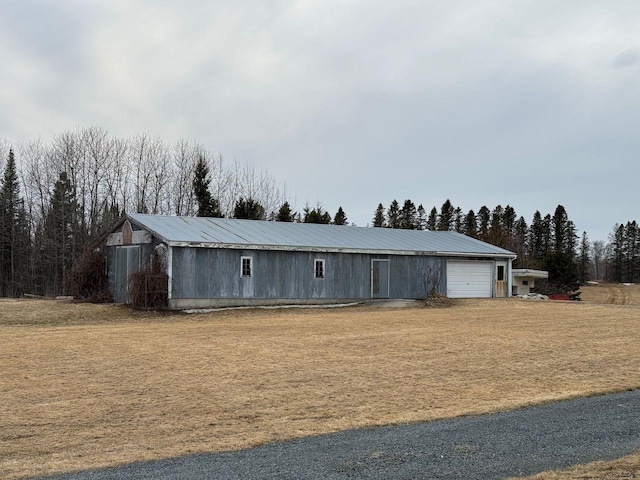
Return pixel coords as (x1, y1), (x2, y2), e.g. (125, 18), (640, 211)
(580, 282), (640, 306)
(1, 293), (640, 479)
(513, 452), (640, 480)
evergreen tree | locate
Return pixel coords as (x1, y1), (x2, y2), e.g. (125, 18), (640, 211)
(372, 203), (386, 227)
(453, 207), (463, 233)
(14, 202), (30, 294)
(416, 204), (426, 230)
(512, 216), (529, 267)
(541, 214), (552, 259)
(0, 149), (30, 296)
(622, 221), (639, 282)
(632, 221), (640, 282)
(538, 205), (580, 294)
(477, 206), (490, 239)
(193, 156), (222, 217)
(552, 205), (569, 254)
(544, 250), (581, 299)
(566, 220), (578, 260)
(333, 206), (347, 225)
(276, 201), (294, 222)
(399, 199), (417, 229)
(463, 210), (477, 238)
(529, 211), (544, 264)
(233, 197), (266, 220)
(610, 223), (625, 283)
(40, 172), (82, 295)
(387, 200), (400, 229)
(486, 205), (507, 248)
(303, 204), (331, 224)
(528, 210), (553, 268)
(578, 231), (590, 283)
(436, 199), (454, 231)
(426, 207), (438, 231)
(501, 205), (517, 238)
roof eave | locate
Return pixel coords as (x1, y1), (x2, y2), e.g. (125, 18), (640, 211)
(512, 269), (549, 278)
(165, 241), (516, 258)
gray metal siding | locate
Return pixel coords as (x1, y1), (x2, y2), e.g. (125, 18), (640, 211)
(170, 247), (445, 301)
(105, 243), (154, 303)
(389, 256), (446, 299)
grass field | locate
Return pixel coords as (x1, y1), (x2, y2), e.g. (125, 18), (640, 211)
(580, 282), (640, 305)
(512, 280), (640, 479)
(512, 451), (640, 480)
(1, 284), (639, 479)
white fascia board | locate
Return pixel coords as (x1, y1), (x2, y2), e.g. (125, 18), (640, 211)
(512, 269), (549, 278)
(439, 251), (517, 260)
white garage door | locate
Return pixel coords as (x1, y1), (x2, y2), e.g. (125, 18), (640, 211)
(446, 261), (492, 298)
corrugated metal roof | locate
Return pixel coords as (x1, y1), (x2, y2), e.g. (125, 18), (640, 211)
(126, 213), (516, 258)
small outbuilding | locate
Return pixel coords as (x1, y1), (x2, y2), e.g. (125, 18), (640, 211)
(102, 213), (517, 309)
(511, 269), (549, 296)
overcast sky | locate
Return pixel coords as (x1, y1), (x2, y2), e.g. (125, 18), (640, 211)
(1, 0), (638, 241)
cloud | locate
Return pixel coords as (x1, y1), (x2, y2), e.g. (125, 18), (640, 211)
(614, 47), (640, 68)
(1, 1), (639, 239)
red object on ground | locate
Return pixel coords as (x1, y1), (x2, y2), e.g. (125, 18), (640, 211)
(548, 294), (570, 301)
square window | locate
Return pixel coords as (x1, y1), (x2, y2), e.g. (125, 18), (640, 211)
(314, 259), (325, 279)
(522, 280), (529, 286)
(241, 256), (252, 277)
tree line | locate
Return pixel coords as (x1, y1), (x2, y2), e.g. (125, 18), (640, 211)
(607, 221), (640, 284)
(0, 128), (348, 297)
(192, 155), (348, 224)
(0, 128), (637, 298)
(371, 198), (640, 290)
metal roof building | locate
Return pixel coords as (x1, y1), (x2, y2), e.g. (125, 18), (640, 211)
(102, 214), (516, 309)
(126, 213), (515, 257)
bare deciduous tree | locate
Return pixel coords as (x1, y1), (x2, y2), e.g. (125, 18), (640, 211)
(2, 127), (296, 297)
(0, 137), (9, 173)
(170, 140), (198, 216)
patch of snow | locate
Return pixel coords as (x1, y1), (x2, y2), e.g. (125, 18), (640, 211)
(366, 299), (421, 308)
(622, 283), (634, 286)
(516, 293), (548, 300)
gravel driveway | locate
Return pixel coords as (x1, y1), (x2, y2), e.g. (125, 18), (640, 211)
(41, 389), (640, 480)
